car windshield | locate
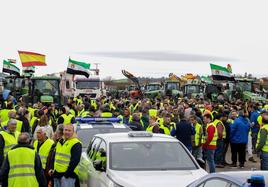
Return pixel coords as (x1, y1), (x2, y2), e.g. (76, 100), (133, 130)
(166, 82), (179, 90)
(76, 80), (100, 89)
(77, 126), (130, 151)
(110, 142), (197, 171)
(206, 84), (220, 94)
(185, 85), (200, 94)
(236, 81), (252, 92)
(147, 84), (161, 91)
(34, 79), (59, 96)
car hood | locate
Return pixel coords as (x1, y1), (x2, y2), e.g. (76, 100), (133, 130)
(108, 169), (207, 187)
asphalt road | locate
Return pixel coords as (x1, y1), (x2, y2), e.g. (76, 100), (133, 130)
(209, 149), (260, 173)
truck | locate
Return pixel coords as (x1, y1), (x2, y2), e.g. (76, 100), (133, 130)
(59, 71), (105, 99)
(74, 76), (105, 98)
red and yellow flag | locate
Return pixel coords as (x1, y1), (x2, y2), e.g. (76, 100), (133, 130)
(18, 51), (46, 67)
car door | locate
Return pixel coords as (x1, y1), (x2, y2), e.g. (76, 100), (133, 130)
(88, 137), (102, 187)
(94, 140), (110, 187)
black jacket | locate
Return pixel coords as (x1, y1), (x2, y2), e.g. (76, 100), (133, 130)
(175, 119), (194, 148)
(0, 144), (47, 187)
(18, 115), (31, 133)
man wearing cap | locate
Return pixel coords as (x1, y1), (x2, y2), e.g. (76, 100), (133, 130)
(256, 109), (268, 170)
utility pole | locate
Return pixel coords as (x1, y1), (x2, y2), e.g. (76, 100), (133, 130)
(91, 63), (100, 75)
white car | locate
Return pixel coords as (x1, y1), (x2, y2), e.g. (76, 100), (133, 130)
(78, 132), (207, 187)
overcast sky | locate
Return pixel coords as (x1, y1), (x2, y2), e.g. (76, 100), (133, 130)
(1, 0), (268, 79)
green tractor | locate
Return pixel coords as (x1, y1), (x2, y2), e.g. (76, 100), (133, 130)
(164, 80), (183, 98)
(182, 83), (204, 99)
(234, 78), (266, 102)
(4, 75), (30, 99)
(24, 76), (62, 106)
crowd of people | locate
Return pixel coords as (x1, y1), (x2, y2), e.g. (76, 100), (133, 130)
(0, 93), (268, 187)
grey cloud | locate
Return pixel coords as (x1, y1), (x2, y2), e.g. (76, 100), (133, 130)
(77, 51), (237, 62)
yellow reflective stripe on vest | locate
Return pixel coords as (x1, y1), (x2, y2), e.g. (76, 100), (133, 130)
(202, 123), (218, 146)
(8, 147), (38, 187)
(146, 125), (154, 132)
(33, 139), (54, 169)
(54, 138), (81, 175)
(194, 123), (202, 146)
(0, 131), (20, 157)
(61, 114), (74, 125)
(159, 125), (170, 135)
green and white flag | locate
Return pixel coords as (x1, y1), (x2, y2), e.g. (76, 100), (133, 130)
(210, 63), (232, 80)
(67, 58), (91, 78)
(3, 60), (20, 76)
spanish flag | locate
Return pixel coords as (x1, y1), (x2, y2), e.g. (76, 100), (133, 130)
(18, 51), (46, 67)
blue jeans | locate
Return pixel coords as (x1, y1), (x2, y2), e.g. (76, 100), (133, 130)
(203, 149), (216, 173)
(54, 177), (75, 187)
(215, 139), (224, 165)
(261, 151), (268, 170)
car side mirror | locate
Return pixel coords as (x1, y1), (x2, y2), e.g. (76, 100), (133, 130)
(93, 160), (105, 172)
(196, 158), (206, 170)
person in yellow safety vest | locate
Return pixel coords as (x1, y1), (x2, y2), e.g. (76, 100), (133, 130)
(57, 106), (75, 125)
(0, 119), (20, 167)
(190, 115), (203, 160)
(76, 104), (85, 117)
(28, 103), (39, 120)
(0, 102), (16, 123)
(146, 116), (160, 133)
(202, 113), (218, 173)
(100, 104), (113, 118)
(149, 108), (158, 118)
(90, 99), (98, 111)
(73, 96), (83, 105)
(79, 103), (92, 118)
(117, 108), (132, 125)
(159, 113), (174, 135)
(127, 113), (144, 131)
(213, 113), (226, 168)
(1, 111), (23, 133)
(52, 124), (82, 186)
(129, 100), (140, 114)
(94, 147), (107, 170)
(33, 127), (54, 170)
(0, 132), (47, 187)
(256, 109), (268, 170)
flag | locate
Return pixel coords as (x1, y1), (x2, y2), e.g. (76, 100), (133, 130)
(8, 59), (17, 64)
(3, 60), (20, 76)
(18, 51), (46, 67)
(227, 64), (232, 73)
(67, 58), (90, 78)
(23, 66), (35, 73)
(210, 63), (233, 80)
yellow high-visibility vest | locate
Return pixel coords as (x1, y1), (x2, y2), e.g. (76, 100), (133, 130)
(54, 138), (81, 175)
(8, 147), (38, 187)
(0, 131), (20, 158)
(256, 125), (268, 152)
(33, 138), (54, 169)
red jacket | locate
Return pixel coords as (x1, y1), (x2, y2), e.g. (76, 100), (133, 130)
(203, 124), (217, 150)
